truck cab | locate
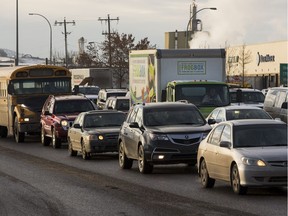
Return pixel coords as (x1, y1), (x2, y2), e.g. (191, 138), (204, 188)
(166, 80), (230, 117)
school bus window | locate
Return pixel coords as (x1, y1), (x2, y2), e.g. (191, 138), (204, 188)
(16, 71), (28, 77)
(55, 70), (67, 76)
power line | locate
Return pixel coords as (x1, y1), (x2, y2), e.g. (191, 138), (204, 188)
(98, 14), (119, 67)
(55, 17), (76, 67)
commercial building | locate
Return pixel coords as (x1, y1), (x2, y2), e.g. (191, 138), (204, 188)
(226, 41), (287, 89)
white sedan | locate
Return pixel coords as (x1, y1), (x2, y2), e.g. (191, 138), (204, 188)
(197, 119), (287, 195)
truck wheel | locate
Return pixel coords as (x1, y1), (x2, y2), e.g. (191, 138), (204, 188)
(138, 145), (153, 174)
(0, 126), (8, 138)
(52, 128), (61, 149)
(41, 126), (50, 146)
(119, 141), (133, 169)
(14, 117), (24, 143)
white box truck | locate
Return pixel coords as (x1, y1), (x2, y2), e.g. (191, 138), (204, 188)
(129, 49), (230, 117)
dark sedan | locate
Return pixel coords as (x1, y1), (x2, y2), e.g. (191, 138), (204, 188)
(67, 110), (126, 160)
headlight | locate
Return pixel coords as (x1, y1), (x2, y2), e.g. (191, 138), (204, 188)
(241, 157), (266, 166)
(148, 133), (169, 141)
(61, 120), (69, 127)
(86, 134), (103, 141)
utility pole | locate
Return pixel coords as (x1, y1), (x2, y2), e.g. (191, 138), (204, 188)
(98, 14), (119, 67)
(55, 17), (75, 67)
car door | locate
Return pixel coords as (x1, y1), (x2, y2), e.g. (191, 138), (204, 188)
(68, 113), (83, 151)
(122, 107), (139, 159)
(214, 124), (232, 181)
(203, 125), (225, 178)
(43, 98), (55, 137)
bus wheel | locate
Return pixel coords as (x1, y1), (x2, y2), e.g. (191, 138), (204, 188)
(14, 117), (24, 143)
(0, 126), (8, 138)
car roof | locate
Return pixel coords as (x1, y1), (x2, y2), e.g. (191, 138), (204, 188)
(53, 95), (89, 101)
(221, 105), (263, 110)
(229, 88), (262, 93)
(108, 96), (130, 100)
(135, 102), (197, 109)
(222, 119), (286, 127)
(84, 110), (125, 115)
(100, 88), (128, 93)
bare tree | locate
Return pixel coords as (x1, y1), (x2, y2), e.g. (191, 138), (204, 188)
(238, 44), (252, 87)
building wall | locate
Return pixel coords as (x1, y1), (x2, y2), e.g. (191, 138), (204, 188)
(165, 31), (188, 49)
(226, 41), (287, 89)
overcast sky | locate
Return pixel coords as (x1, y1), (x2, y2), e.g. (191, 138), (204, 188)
(0, 0), (287, 58)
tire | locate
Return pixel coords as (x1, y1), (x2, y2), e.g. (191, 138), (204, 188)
(0, 126), (8, 138)
(199, 159), (215, 188)
(119, 141), (133, 169)
(231, 164), (247, 195)
(41, 126), (50, 146)
(81, 141), (90, 160)
(138, 145), (153, 174)
(14, 116), (24, 143)
(52, 128), (61, 149)
(68, 138), (77, 157)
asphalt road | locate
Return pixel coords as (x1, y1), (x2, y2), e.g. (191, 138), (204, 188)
(0, 135), (287, 216)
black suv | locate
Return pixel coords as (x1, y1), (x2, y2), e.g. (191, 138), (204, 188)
(40, 95), (97, 148)
(118, 102), (211, 174)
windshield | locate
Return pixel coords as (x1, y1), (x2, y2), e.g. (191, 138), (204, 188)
(11, 78), (71, 95)
(175, 84), (230, 107)
(230, 91), (265, 103)
(84, 113), (126, 127)
(144, 107), (205, 126)
(54, 100), (94, 114)
(234, 125), (287, 147)
(78, 87), (100, 95)
(226, 109), (272, 120)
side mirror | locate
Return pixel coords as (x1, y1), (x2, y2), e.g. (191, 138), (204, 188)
(129, 122), (139, 128)
(73, 85), (79, 94)
(236, 89), (242, 102)
(281, 102), (287, 109)
(8, 83), (15, 95)
(44, 110), (51, 115)
(73, 123), (81, 129)
(219, 141), (232, 149)
(207, 118), (216, 125)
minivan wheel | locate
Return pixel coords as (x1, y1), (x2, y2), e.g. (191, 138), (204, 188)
(138, 145), (153, 174)
(119, 141), (133, 169)
(231, 164), (247, 195)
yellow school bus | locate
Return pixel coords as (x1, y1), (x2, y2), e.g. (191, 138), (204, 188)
(0, 65), (72, 143)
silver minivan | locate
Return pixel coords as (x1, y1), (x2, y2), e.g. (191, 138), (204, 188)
(263, 87), (288, 123)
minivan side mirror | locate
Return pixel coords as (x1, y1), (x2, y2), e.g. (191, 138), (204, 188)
(281, 102), (287, 109)
(208, 118), (216, 125)
(73, 123), (81, 129)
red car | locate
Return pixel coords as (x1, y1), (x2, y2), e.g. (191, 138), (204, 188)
(40, 95), (96, 148)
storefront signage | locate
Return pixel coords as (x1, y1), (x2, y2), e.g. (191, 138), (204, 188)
(257, 52), (275, 66)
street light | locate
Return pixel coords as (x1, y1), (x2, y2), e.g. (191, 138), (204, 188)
(29, 13), (52, 64)
(185, 7), (217, 48)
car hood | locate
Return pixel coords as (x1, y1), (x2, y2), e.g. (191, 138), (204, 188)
(85, 127), (120, 134)
(236, 146), (288, 161)
(146, 124), (211, 134)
